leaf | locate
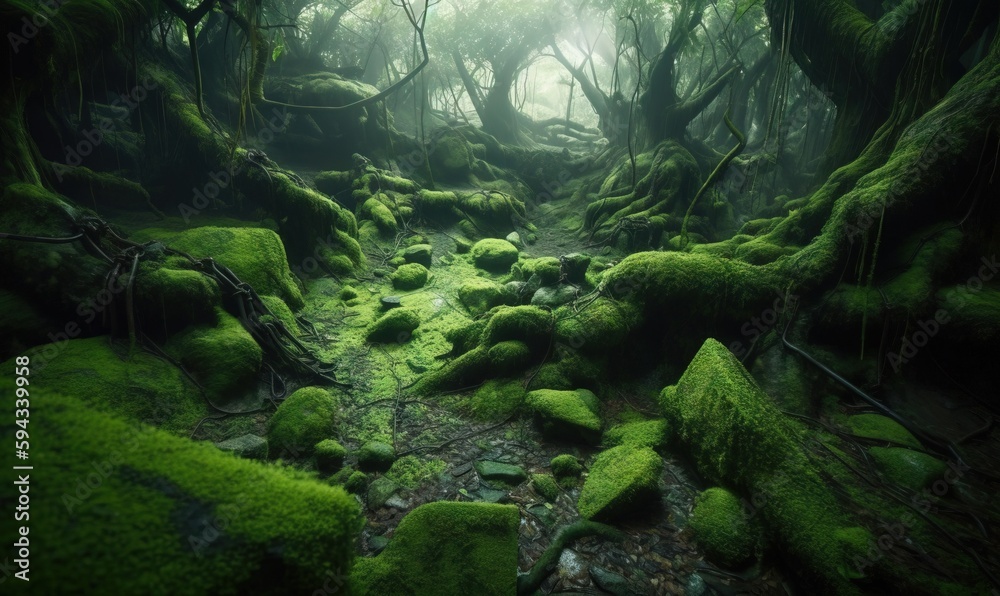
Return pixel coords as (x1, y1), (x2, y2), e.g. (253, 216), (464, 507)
(271, 37), (284, 62)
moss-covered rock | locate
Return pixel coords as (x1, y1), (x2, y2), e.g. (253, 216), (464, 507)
(267, 387), (339, 459)
(532, 473), (561, 501)
(868, 447), (946, 490)
(469, 378), (526, 421)
(135, 264), (221, 338)
(458, 278), (505, 316)
(487, 340), (532, 374)
(345, 471), (369, 493)
(520, 257), (562, 285)
(689, 487), (760, 568)
(390, 262), (429, 290)
(6, 393), (360, 594)
(550, 454), (583, 482)
(474, 460), (528, 485)
(351, 502), (519, 594)
(357, 441), (396, 472)
(554, 298), (639, 354)
(846, 414), (921, 448)
(603, 419), (669, 450)
(165, 309), (262, 405)
(360, 196), (399, 235)
(470, 238), (519, 272)
(482, 305), (552, 348)
(577, 445), (662, 521)
(215, 434), (268, 461)
(402, 243), (433, 267)
(526, 388), (602, 444)
(366, 308), (420, 343)
(315, 439), (348, 473)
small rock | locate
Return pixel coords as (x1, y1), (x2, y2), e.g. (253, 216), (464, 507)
(475, 487), (509, 503)
(366, 476), (398, 509)
(474, 460), (528, 485)
(505, 231), (523, 248)
(530, 285), (578, 308)
(357, 441), (396, 472)
(471, 238), (519, 272)
(685, 572), (706, 596)
(451, 462), (474, 477)
(403, 243), (433, 267)
(557, 549), (587, 581)
(380, 295), (402, 309)
(385, 495), (408, 509)
(590, 566), (631, 595)
(215, 434), (267, 460)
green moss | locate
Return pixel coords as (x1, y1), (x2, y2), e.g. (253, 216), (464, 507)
(267, 387), (339, 459)
(532, 474), (561, 501)
(21, 337), (208, 434)
(135, 264), (221, 337)
(314, 170), (354, 196)
(315, 439), (348, 473)
(936, 285), (1000, 341)
(385, 456), (446, 490)
(414, 189), (461, 219)
(868, 447), (946, 490)
(445, 319), (487, 355)
(846, 414), (921, 448)
(487, 340), (531, 375)
(161, 226), (304, 309)
(482, 305), (552, 348)
(350, 502), (519, 594)
(345, 471), (369, 493)
(469, 378), (526, 421)
(429, 133), (474, 180)
(554, 298), (640, 355)
(412, 346), (491, 394)
(470, 238), (519, 272)
(166, 309), (262, 404)
(689, 487), (760, 568)
(3, 393), (360, 593)
(390, 263), (429, 290)
(360, 196), (399, 235)
(550, 454), (583, 483)
(366, 308), (420, 343)
(257, 294), (298, 332)
(357, 441), (396, 472)
(603, 419), (669, 450)
(339, 285), (359, 300)
(458, 278), (505, 316)
(577, 445), (662, 521)
(520, 257), (562, 285)
(526, 389), (602, 444)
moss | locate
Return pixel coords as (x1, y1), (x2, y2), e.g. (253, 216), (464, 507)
(469, 378), (526, 421)
(350, 502), (519, 594)
(429, 133), (475, 180)
(412, 345), (491, 394)
(550, 454), (583, 482)
(257, 294), (298, 332)
(577, 445), (662, 521)
(390, 263), (429, 290)
(215, 434), (268, 460)
(2, 393), (360, 594)
(366, 308), (420, 343)
(532, 474), (561, 501)
(445, 319), (487, 355)
(414, 189), (461, 220)
(846, 414), (921, 448)
(470, 238), (519, 272)
(868, 447), (946, 490)
(267, 387), (339, 459)
(520, 257), (562, 285)
(515, 519), (625, 594)
(936, 285), (1000, 342)
(314, 170), (354, 196)
(339, 285), (359, 300)
(315, 439), (348, 473)
(554, 298), (640, 355)
(135, 264), (221, 338)
(385, 456), (446, 490)
(458, 277), (505, 316)
(526, 389), (602, 444)
(360, 196), (399, 235)
(162, 226), (304, 309)
(733, 238), (798, 265)
(21, 336), (208, 434)
(165, 309), (262, 404)
(487, 340), (531, 375)
(482, 305), (552, 348)
(603, 419), (669, 450)
(357, 441), (396, 472)
(689, 487), (760, 568)
(345, 471), (369, 493)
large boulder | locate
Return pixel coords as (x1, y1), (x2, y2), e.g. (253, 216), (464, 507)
(577, 445), (662, 521)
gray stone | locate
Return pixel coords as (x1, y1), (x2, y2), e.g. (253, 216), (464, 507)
(590, 566), (632, 595)
(531, 285), (578, 308)
(474, 460), (528, 485)
(505, 231), (523, 248)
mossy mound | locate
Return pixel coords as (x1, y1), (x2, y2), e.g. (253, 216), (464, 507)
(846, 414), (921, 448)
(520, 257), (562, 285)
(550, 454), (583, 482)
(385, 456), (446, 490)
(526, 389), (602, 444)
(470, 238), (519, 272)
(482, 305), (552, 348)
(6, 393), (360, 593)
(577, 445), (663, 521)
(165, 309), (262, 405)
(689, 487), (760, 568)
(554, 298), (640, 355)
(315, 439), (348, 473)
(458, 278), (506, 316)
(868, 447), (946, 490)
(360, 196), (399, 235)
(162, 226), (304, 309)
(350, 502), (519, 594)
(366, 308), (420, 343)
(603, 419), (669, 450)
(20, 336), (207, 433)
(357, 441), (396, 472)
(389, 262), (427, 291)
(487, 340), (532, 375)
(532, 474), (561, 501)
(135, 264), (221, 338)
(267, 387), (339, 459)
(402, 243), (433, 267)
(215, 434), (268, 460)
(469, 378), (526, 421)
(428, 131), (475, 180)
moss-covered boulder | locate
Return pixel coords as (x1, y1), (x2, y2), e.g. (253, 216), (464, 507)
(689, 487), (760, 568)
(458, 278), (505, 316)
(550, 454), (583, 487)
(532, 474), (561, 501)
(482, 305), (552, 348)
(603, 419), (669, 450)
(469, 378), (526, 421)
(429, 131), (475, 180)
(360, 196), (399, 235)
(135, 264), (221, 338)
(350, 502), (519, 594)
(868, 447), (946, 490)
(315, 439), (348, 473)
(166, 309), (262, 405)
(7, 393), (360, 593)
(267, 387), (339, 459)
(526, 388), (602, 444)
(215, 434), (268, 461)
(577, 445), (662, 521)
(366, 308), (420, 343)
(846, 414), (921, 448)
(554, 298), (640, 355)
(357, 441), (396, 472)
(402, 243), (433, 267)
(390, 263), (429, 290)
(470, 238), (519, 272)
(520, 257), (562, 285)
(487, 340), (531, 375)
